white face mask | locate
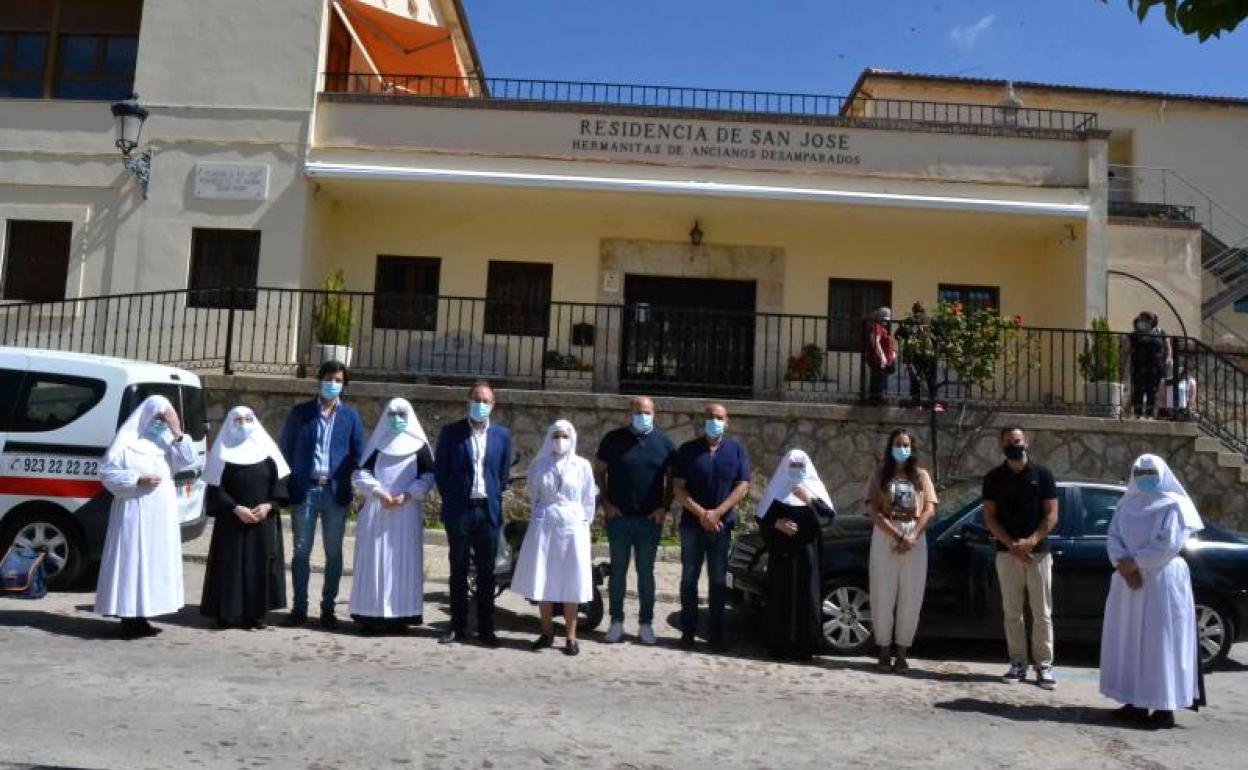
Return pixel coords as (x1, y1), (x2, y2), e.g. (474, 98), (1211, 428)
(552, 437), (572, 456)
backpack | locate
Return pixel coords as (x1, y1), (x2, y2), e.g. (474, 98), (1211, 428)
(0, 544), (49, 600)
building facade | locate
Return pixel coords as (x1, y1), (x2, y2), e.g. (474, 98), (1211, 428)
(1, 1), (1243, 407)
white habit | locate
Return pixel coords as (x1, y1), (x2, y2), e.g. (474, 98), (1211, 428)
(512, 419), (597, 603)
(1099, 454), (1205, 711)
(94, 395), (196, 618)
(349, 398), (433, 619)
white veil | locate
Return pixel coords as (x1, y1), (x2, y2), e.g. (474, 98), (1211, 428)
(105, 395), (174, 463)
(362, 398), (430, 460)
(203, 406), (290, 486)
(1118, 453), (1203, 532)
(755, 448), (833, 518)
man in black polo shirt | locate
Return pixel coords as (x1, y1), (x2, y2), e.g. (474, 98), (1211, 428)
(595, 396), (676, 646)
(983, 425), (1059, 690)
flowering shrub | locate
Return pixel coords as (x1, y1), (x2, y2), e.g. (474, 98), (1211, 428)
(785, 343), (825, 382)
(924, 301), (1030, 396)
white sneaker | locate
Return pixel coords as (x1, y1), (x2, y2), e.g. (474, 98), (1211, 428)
(604, 620), (625, 643)
(638, 623), (658, 645)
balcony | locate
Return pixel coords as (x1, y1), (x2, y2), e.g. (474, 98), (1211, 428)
(311, 74), (1102, 196)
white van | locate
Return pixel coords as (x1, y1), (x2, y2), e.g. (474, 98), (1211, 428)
(0, 347), (208, 589)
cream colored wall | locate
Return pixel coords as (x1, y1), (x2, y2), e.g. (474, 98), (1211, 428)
(314, 180), (1087, 328)
(0, 0), (326, 300)
(1106, 221), (1202, 336)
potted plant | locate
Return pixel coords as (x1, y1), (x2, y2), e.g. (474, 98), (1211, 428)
(1078, 316), (1123, 417)
(310, 269), (354, 368)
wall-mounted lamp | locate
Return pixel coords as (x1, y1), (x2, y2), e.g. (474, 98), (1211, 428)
(111, 95), (151, 199)
(1059, 224), (1078, 247)
(689, 220), (704, 246)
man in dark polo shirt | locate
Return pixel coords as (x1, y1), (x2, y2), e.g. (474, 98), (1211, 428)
(595, 395), (676, 646)
(673, 402), (751, 653)
(982, 425), (1059, 690)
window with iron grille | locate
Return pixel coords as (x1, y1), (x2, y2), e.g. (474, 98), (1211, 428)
(0, 1), (142, 101)
(3, 219), (73, 301)
(373, 255), (441, 331)
(827, 278), (891, 352)
(485, 261), (552, 337)
(187, 229), (260, 310)
(937, 284), (1000, 313)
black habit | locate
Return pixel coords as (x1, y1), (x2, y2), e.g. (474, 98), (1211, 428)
(760, 497), (834, 660)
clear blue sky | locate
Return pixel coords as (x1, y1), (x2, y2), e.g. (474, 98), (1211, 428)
(461, 0), (1248, 98)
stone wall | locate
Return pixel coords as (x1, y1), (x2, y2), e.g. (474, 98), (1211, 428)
(203, 375), (1248, 530)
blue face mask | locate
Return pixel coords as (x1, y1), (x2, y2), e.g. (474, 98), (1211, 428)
(704, 418), (725, 439)
(388, 415), (408, 433)
(468, 401), (492, 422)
(1136, 475), (1162, 493)
(320, 381), (343, 400)
(787, 466), (806, 483)
(891, 446), (912, 463)
(146, 419), (170, 442)
(631, 412), (654, 433)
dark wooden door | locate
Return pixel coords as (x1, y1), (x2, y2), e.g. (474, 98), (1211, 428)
(620, 276), (756, 397)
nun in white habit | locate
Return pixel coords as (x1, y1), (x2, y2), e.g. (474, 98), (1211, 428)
(200, 406), (290, 629)
(1100, 454), (1207, 729)
(94, 395), (196, 637)
(349, 398), (434, 634)
(512, 419), (597, 656)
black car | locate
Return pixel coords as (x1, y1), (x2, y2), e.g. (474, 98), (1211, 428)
(728, 481), (1248, 669)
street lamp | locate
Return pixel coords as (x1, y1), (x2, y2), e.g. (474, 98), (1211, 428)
(111, 95), (151, 198)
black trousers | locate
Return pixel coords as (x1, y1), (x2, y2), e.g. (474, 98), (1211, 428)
(1132, 373), (1162, 416)
(446, 504), (499, 635)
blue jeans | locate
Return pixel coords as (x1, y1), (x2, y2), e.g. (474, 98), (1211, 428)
(679, 526), (732, 639)
(290, 486), (348, 615)
(607, 515), (662, 625)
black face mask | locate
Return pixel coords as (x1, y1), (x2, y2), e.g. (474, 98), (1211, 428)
(1004, 445), (1026, 461)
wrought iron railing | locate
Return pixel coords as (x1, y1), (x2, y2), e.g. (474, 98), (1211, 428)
(2, 287), (1244, 453)
(321, 73), (1099, 133)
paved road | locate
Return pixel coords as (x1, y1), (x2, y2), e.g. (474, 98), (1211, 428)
(2, 563), (1246, 770)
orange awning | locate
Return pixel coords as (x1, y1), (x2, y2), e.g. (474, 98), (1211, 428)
(335, 0), (468, 95)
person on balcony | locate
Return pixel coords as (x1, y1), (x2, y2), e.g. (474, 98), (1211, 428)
(435, 382), (512, 648)
(1125, 311), (1172, 419)
(864, 307), (897, 406)
(983, 425), (1059, 690)
(512, 419), (597, 656)
(896, 302), (942, 412)
(200, 406), (290, 630)
(756, 449), (835, 662)
(673, 403), (751, 653)
(595, 395), (676, 646)
(864, 428), (937, 673)
(94, 396), (196, 638)
(1100, 454), (1205, 729)
(278, 360), (366, 630)
(349, 398), (434, 635)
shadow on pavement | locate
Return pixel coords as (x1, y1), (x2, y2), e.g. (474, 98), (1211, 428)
(934, 697), (1122, 726)
(0, 608), (127, 641)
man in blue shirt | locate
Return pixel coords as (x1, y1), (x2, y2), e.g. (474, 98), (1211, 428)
(673, 402), (751, 653)
(595, 395), (676, 646)
(278, 360), (365, 629)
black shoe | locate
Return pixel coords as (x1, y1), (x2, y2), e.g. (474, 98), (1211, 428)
(121, 618), (159, 638)
(1109, 705), (1148, 723)
(356, 622), (379, 637)
(709, 635), (728, 654)
(319, 612), (338, 630)
(478, 631), (501, 648)
(530, 634), (554, 651)
(249, 620), (267, 631)
(439, 630), (468, 645)
(1147, 710), (1176, 730)
(563, 639), (580, 657)
(408, 615), (423, 627)
(281, 610), (307, 628)
(679, 633), (696, 651)
(892, 657), (911, 674)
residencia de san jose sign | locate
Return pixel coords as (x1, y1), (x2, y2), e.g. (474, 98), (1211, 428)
(319, 103), (1089, 185)
(571, 118), (861, 168)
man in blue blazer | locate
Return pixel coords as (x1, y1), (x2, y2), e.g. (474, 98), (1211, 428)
(278, 360), (365, 629)
(435, 382), (512, 647)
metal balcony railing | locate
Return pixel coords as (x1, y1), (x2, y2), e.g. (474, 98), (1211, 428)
(321, 73), (1100, 133)
(2, 287), (1244, 454)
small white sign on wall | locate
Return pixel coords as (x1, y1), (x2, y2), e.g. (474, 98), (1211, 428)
(194, 163), (270, 201)
(602, 270), (622, 293)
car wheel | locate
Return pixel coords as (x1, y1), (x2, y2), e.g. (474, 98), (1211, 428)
(1196, 598), (1234, 671)
(821, 582), (875, 656)
(1, 508), (86, 590)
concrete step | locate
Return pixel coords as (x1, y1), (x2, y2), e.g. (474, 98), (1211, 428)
(1194, 436), (1225, 454)
(1216, 451), (1246, 469)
